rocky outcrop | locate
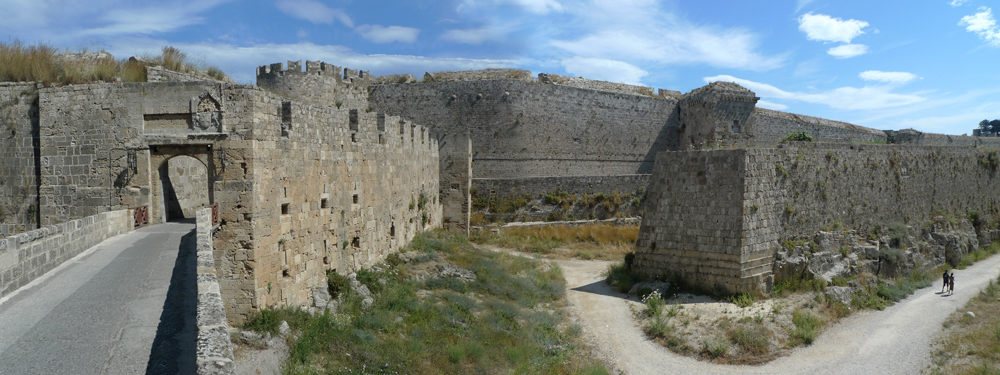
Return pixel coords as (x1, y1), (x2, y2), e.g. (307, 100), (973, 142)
(775, 216), (984, 287)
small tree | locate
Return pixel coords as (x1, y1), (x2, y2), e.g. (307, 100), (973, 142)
(980, 119), (991, 134)
(990, 119), (1000, 134)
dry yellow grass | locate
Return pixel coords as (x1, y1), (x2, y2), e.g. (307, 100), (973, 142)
(472, 223), (638, 260)
(929, 273), (1000, 375)
(0, 41), (226, 85)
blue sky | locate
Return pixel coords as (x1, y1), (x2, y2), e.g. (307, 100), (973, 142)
(3, 0), (999, 135)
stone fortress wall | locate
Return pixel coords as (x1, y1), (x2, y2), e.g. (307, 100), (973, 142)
(538, 73), (681, 99)
(635, 143), (1000, 293)
(751, 108), (887, 146)
(6, 55), (1000, 323)
(368, 79), (681, 178)
(471, 174), (651, 201)
(0, 83), (40, 236)
(0, 72), (441, 323)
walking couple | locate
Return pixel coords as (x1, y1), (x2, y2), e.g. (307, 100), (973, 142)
(942, 270), (955, 295)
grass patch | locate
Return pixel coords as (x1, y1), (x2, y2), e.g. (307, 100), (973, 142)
(958, 242), (1000, 269)
(248, 231), (607, 374)
(728, 292), (756, 308)
(471, 223), (638, 260)
(727, 324), (771, 356)
(789, 309), (821, 346)
(930, 273), (1000, 375)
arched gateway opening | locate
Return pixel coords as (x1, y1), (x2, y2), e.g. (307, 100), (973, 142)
(149, 145), (215, 224)
(159, 155), (210, 221)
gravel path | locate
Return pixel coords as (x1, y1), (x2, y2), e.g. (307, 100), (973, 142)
(556, 254), (1000, 375)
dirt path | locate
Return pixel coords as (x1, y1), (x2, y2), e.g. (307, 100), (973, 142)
(555, 255), (1000, 375)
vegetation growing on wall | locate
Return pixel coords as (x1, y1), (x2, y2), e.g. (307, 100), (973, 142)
(779, 131), (814, 143)
(0, 41), (229, 85)
(471, 187), (646, 224)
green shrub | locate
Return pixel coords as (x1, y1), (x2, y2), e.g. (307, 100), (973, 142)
(702, 337), (729, 359)
(780, 131), (814, 143)
(879, 247), (901, 264)
(606, 260), (638, 293)
(645, 316), (669, 338)
(327, 270), (350, 299)
(888, 221), (908, 247)
(729, 292), (756, 308)
(624, 252), (635, 270)
(790, 309), (821, 345)
(852, 285), (890, 310)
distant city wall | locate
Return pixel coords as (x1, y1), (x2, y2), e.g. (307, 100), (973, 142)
(635, 143), (1000, 293)
(425, 69), (533, 82)
(369, 79), (680, 178)
(472, 175), (650, 198)
(748, 108), (887, 146)
(890, 128), (1000, 147)
(0, 209), (132, 299)
(538, 73), (680, 98)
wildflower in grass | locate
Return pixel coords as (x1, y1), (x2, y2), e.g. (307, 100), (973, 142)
(643, 290), (665, 317)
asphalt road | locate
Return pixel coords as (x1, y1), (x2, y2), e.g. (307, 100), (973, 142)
(0, 222), (198, 375)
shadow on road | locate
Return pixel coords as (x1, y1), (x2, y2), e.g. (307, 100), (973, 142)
(572, 280), (632, 301)
(145, 230), (197, 374)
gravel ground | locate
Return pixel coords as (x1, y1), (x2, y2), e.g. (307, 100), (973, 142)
(232, 335), (288, 375)
(555, 254), (1000, 375)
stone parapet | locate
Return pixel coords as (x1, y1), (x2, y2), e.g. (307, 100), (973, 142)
(0, 210), (132, 299)
(195, 207), (234, 375)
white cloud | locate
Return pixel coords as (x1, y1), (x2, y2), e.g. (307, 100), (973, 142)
(798, 13), (869, 43)
(960, 7), (1000, 47)
(795, 0), (814, 13)
(42, 0), (229, 40)
(458, 0), (563, 14)
(859, 71), (918, 84)
(551, 27), (784, 71)
(950, 0), (970, 7)
(440, 26), (504, 45)
(756, 100), (789, 111)
(827, 44), (869, 58)
(540, 0), (784, 72)
(356, 25), (420, 44)
(561, 57), (648, 85)
(509, 0), (563, 14)
(704, 75), (926, 111)
(104, 37), (517, 84)
(0, 0), (52, 29)
(275, 0), (353, 27)
(297, 29), (309, 38)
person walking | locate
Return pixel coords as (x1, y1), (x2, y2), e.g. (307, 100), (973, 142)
(949, 273), (955, 295)
(942, 270), (950, 293)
